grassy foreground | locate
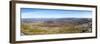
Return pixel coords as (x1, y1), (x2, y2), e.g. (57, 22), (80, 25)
(21, 22), (91, 35)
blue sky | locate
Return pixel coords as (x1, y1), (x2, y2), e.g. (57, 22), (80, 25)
(21, 8), (92, 18)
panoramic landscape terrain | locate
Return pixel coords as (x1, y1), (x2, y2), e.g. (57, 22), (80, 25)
(21, 8), (92, 35)
(21, 18), (92, 35)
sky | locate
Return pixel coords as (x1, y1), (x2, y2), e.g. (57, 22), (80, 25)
(21, 8), (92, 18)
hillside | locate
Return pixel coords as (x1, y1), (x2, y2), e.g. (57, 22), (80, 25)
(21, 18), (92, 35)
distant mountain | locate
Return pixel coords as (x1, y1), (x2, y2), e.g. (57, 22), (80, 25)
(21, 18), (92, 25)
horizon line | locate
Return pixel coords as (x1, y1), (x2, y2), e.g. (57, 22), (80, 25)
(21, 17), (92, 18)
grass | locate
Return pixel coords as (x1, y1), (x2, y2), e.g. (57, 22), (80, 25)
(21, 22), (91, 35)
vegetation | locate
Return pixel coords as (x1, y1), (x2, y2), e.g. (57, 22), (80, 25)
(21, 18), (92, 35)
